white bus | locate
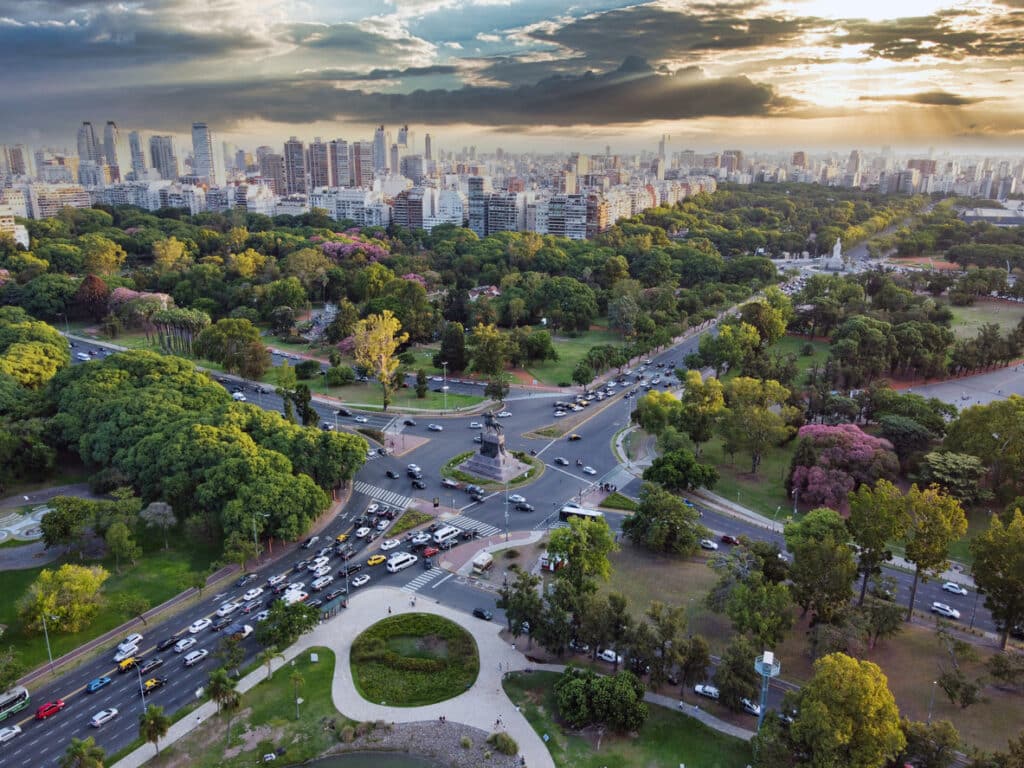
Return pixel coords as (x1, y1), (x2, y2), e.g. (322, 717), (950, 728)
(386, 552), (418, 573)
(432, 525), (461, 546)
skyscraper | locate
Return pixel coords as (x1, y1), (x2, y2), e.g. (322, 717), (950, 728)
(306, 138), (330, 189)
(128, 131), (147, 178)
(149, 135), (178, 180)
(397, 125), (409, 149)
(389, 143), (400, 176)
(351, 141), (374, 188)
(373, 125), (388, 172)
(283, 136), (306, 194)
(330, 139), (350, 187)
(77, 121), (102, 164)
(424, 133), (432, 161)
(191, 122), (217, 185)
(2, 145), (28, 177)
(259, 153), (286, 195)
(467, 176), (490, 237)
(103, 121), (120, 176)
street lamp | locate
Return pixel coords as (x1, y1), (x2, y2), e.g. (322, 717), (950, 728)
(753, 650), (781, 732)
(136, 660), (148, 711)
(441, 361), (448, 413)
(41, 614), (58, 674)
(504, 479), (510, 542)
(927, 680), (938, 724)
(969, 588), (983, 630)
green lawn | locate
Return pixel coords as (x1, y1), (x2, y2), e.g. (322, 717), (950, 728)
(773, 334), (830, 386)
(313, 382), (484, 411)
(525, 325), (625, 387)
(702, 436), (793, 521)
(940, 297), (1024, 340)
(0, 539), (219, 670)
(504, 670), (752, 768)
(150, 646), (349, 768)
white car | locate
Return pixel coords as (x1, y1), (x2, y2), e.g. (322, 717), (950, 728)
(232, 392), (247, 402)
(310, 565), (331, 578)
(112, 644), (138, 663)
(469, 422), (482, 429)
(380, 538), (401, 551)
(174, 637), (196, 653)
(189, 618), (212, 634)
(0, 725), (22, 744)
(508, 494), (527, 504)
(376, 519), (390, 531)
(411, 532), (432, 545)
(355, 527), (371, 539)
(267, 573), (287, 587)
(216, 601), (241, 618)
(597, 649), (622, 664)
(942, 582), (969, 596)
(311, 575), (334, 591)
(931, 602), (961, 620)
(406, 465), (420, 473)
(741, 698), (761, 716)
(496, 411), (512, 418)
(184, 649), (209, 667)
(553, 410), (567, 417)
(242, 587), (264, 601)
(582, 466), (597, 475)
(351, 574), (371, 588)
(694, 683), (720, 700)
(90, 708), (119, 728)
(570, 405), (583, 412)
(354, 416), (369, 423)
(700, 539), (719, 551)
(307, 557), (330, 572)
(428, 423), (444, 432)
(254, 610), (270, 623)
(366, 502), (379, 515)
(118, 633), (144, 653)
(285, 582), (305, 594)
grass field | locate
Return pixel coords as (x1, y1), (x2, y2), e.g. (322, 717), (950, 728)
(940, 297), (1024, 340)
(524, 324), (625, 387)
(702, 436), (793, 521)
(0, 538), (219, 669)
(504, 670), (753, 768)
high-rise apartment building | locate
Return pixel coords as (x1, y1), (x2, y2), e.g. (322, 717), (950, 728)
(259, 153), (286, 195)
(791, 151), (806, 168)
(77, 121), (102, 164)
(128, 132), (147, 178)
(400, 155), (424, 184)
(467, 176), (491, 237)
(103, 121), (122, 180)
(149, 135), (179, 180)
(2, 145), (28, 177)
(397, 125), (409, 148)
(283, 137), (306, 194)
(847, 150), (862, 175)
(424, 133), (432, 161)
(330, 139), (350, 186)
(306, 138), (330, 189)
(389, 143), (401, 176)
(351, 141), (374, 188)
(373, 125), (388, 172)
(191, 122), (217, 185)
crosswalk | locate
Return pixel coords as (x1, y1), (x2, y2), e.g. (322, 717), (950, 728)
(402, 567), (444, 593)
(445, 514), (502, 537)
(353, 481), (414, 510)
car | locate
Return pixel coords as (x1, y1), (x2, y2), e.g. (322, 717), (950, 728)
(336, 407), (353, 417)
(90, 707), (119, 728)
(325, 589), (346, 602)
(232, 392), (247, 402)
(216, 600), (242, 617)
(211, 617), (232, 632)
(267, 573), (288, 587)
(354, 415), (369, 423)
(141, 677), (167, 694)
(942, 582), (969, 596)
(117, 656), (142, 673)
(235, 573), (258, 588)
(441, 477), (461, 488)
(931, 602), (961, 619)
(355, 526), (371, 538)
(86, 676), (113, 693)
(174, 636), (197, 653)
(118, 632), (144, 652)
(407, 468), (423, 479)
(720, 534), (741, 545)
(138, 658), (165, 675)
(316, 546), (334, 559)
(294, 558), (311, 571)
(469, 421), (482, 429)
(285, 581), (306, 594)
(188, 618), (211, 634)
(582, 466), (597, 475)
(335, 533), (349, 543)
(242, 587), (264, 602)
(472, 608), (493, 621)
(339, 563), (363, 577)
(494, 410), (511, 418)
(554, 457), (569, 466)
(367, 554), (387, 566)
(741, 698), (762, 717)
(403, 419), (417, 426)
(694, 683), (720, 700)
(386, 470), (399, 479)
(351, 574), (371, 588)
(156, 633), (183, 652)
(184, 649), (209, 667)
(423, 546), (439, 558)
(366, 502), (380, 514)
(473, 435), (482, 443)
(508, 494), (526, 504)
(254, 610), (270, 623)
(376, 518), (391, 531)
(35, 700), (65, 720)
(515, 502), (535, 512)
(567, 434), (582, 441)
(568, 639), (590, 653)
(0, 725), (22, 744)
(553, 410), (567, 417)
(311, 575), (334, 591)
(597, 649), (623, 664)
(113, 644), (139, 663)
(307, 597), (324, 609)
(307, 557), (330, 572)
(411, 479), (427, 490)
(700, 539), (719, 551)
(380, 538), (401, 551)
(302, 535), (321, 550)
(428, 423), (444, 432)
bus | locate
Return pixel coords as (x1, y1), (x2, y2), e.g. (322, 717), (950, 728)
(0, 686), (29, 721)
(559, 505), (604, 523)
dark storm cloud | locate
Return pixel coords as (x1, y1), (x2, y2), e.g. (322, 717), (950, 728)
(838, 14), (1024, 61)
(859, 91), (989, 106)
(300, 64), (458, 81)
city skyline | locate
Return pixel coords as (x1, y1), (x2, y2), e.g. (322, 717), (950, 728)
(2, 0), (1023, 150)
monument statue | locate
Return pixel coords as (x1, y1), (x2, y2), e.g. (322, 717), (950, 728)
(832, 237), (842, 259)
(484, 411), (504, 435)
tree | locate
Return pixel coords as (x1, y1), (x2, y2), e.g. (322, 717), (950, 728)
(60, 736), (106, 768)
(740, 299), (787, 349)
(484, 373), (511, 404)
(726, 572), (794, 646)
(784, 507), (857, 625)
(572, 360), (594, 388)
(254, 601), (320, 651)
(943, 396), (1024, 498)
(644, 601), (686, 688)
(466, 322), (508, 377)
(207, 666), (240, 712)
(434, 321), (468, 372)
(497, 569), (542, 643)
(290, 669), (305, 720)
(152, 236), (191, 274)
(352, 310), (408, 411)
(902, 484), (968, 621)
(195, 318), (264, 374)
(623, 482), (708, 555)
(139, 501), (176, 551)
(73, 274), (110, 321)
(0, 645), (24, 691)
(548, 516), (617, 593)
(900, 718), (961, 768)
(719, 377), (796, 475)
(105, 521), (140, 573)
(766, 653), (905, 768)
(713, 635), (760, 713)
(138, 704), (171, 756)
(415, 368), (428, 399)
(275, 360), (297, 422)
(259, 648), (284, 681)
(919, 452), (989, 506)
(635, 389), (680, 435)
(676, 370), (725, 456)
(222, 530), (261, 570)
(847, 480), (909, 605)
(553, 667), (648, 733)
(290, 383), (316, 426)
(39, 496), (92, 555)
(676, 634), (711, 702)
(971, 509), (1024, 649)
(216, 634), (245, 673)
(19, 563), (110, 633)
(878, 414), (934, 468)
(860, 597), (905, 649)
(79, 233), (126, 276)
(643, 448), (719, 492)
(691, 320), (760, 377)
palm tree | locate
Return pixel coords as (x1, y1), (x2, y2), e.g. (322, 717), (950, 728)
(60, 736), (106, 768)
(259, 648), (284, 681)
(207, 666), (239, 713)
(138, 704), (171, 756)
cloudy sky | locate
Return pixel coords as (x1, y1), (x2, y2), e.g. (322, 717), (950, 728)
(3, 0), (1023, 151)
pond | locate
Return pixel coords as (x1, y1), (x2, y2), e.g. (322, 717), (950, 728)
(304, 752), (443, 768)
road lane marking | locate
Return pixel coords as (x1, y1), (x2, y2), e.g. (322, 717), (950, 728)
(431, 573), (454, 589)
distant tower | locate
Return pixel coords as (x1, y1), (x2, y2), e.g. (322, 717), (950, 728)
(330, 139), (350, 186)
(77, 121), (102, 164)
(306, 137), (330, 189)
(283, 136), (306, 194)
(149, 135), (178, 180)
(424, 133), (432, 162)
(128, 131), (147, 178)
(259, 153), (286, 195)
(191, 122), (217, 185)
(373, 125), (388, 172)
(352, 141), (374, 188)
(754, 651), (781, 732)
(389, 143), (400, 176)
(397, 125), (409, 148)
(102, 121), (119, 167)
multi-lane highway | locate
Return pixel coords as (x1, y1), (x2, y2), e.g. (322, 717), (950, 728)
(1, 332), (994, 765)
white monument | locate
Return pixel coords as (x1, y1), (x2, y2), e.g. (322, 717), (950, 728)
(823, 237), (845, 271)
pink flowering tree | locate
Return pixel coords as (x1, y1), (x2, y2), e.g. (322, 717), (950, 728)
(319, 231), (391, 264)
(787, 424), (899, 513)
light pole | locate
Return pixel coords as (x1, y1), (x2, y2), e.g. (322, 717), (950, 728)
(441, 361), (448, 413)
(504, 479), (510, 542)
(927, 680), (938, 724)
(969, 588), (982, 630)
(41, 614), (59, 674)
(136, 660), (147, 711)
(753, 650), (781, 732)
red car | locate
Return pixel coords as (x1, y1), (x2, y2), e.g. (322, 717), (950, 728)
(720, 534), (741, 546)
(423, 546), (439, 558)
(35, 700), (65, 720)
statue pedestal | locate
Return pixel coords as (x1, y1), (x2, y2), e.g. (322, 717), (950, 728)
(458, 432), (530, 483)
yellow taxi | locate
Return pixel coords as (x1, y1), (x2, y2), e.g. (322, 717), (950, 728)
(335, 533), (349, 543)
(367, 554), (387, 566)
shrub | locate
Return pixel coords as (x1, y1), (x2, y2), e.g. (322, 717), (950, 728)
(503, 549), (520, 560)
(326, 366), (355, 386)
(339, 726), (355, 743)
(295, 359), (321, 379)
(354, 722), (370, 737)
(461, 736), (472, 749)
(801, 342), (816, 356)
(487, 731), (519, 756)
(484, 750), (492, 759)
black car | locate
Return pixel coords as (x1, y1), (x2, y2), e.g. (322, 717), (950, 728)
(465, 484), (484, 495)
(407, 469), (423, 479)
(307, 598), (324, 609)
(386, 470), (399, 479)
(554, 457), (569, 466)
(336, 407), (353, 417)
(422, 557), (434, 569)
(272, 582), (291, 595)
(156, 634), (183, 652)
(412, 479), (427, 490)
(472, 608), (493, 621)
(241, 600), (262, 614)
(138, 658), (165, 675)
(515, 502), (535, 512)
(235, 573), (258, 588)
(294, 559), (310, 571)
(324, 589), (346, 602)
(403, 419), (417, 426)
(469, 491), (486, 503)
(211, 617), (232, 632)
(339, 563), (363, 577)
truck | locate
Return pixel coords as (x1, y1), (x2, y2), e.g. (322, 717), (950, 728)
(471, 552), (493, 573)
(540, 553), (567, 572)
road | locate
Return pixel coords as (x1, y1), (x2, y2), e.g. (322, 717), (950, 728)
(2, 332), (994, 765)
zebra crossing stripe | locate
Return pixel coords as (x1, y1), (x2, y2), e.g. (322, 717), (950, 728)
(353, 481), (413, 510)
(447, 515), (501, 536)
(403, 568), (443, 592)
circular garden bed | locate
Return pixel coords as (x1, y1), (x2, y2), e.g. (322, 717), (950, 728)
(350, 613), (480, 706)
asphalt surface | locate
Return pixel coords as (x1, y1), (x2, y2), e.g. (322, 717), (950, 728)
(1, 333), (996, 765)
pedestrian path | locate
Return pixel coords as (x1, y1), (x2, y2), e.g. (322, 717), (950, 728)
(402, 567), (444, 592)
(444, 514), (502, 536)
(353, 481), (414, 510)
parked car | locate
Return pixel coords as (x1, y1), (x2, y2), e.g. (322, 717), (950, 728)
(700, 539), (719, 551)
(597, 649), (623, 664)
(741, 698), (762, 716)
(694, 683), (720, 700)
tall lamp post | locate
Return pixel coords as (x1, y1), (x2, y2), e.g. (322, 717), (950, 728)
(753, 650), (781, 732)
(441, 361), (448, 413)
(41, 614), (58, 674)
(504, 479), (510, 542)
(927, 679), (938, 724)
